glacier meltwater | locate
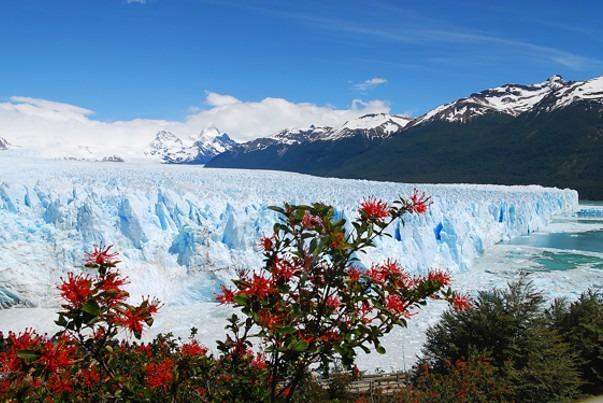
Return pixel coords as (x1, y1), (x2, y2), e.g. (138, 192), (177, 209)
(0, 153), (578, 309)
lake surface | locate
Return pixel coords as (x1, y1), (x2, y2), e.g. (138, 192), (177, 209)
(467, 202), (603, 298)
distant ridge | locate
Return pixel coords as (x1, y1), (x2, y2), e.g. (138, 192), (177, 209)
(207, 75), (603, 199)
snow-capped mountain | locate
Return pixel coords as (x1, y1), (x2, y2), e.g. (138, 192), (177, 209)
(414, 75), (603, 125)
(220, 113), (410, 156)
(0, 137), (9, 150)
(146, 127), (237, 164)
(327, 113), (412, 140)
(273, 125), (332, 145)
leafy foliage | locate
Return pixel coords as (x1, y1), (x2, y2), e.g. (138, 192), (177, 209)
(547, 289), (603, 395)
(419, 278), (583, 402)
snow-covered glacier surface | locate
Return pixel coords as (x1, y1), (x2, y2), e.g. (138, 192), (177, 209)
(0, 153), (578, 309)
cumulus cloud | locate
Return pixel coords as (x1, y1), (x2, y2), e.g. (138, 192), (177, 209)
(0, 93), (390, 159)
(353, 77), (388, 91)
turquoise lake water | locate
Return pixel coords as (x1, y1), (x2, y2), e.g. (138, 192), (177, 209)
(504, 203), (603, 272)
(469, 204), (603, 297)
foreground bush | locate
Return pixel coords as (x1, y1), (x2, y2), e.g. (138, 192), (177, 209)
(418, 279), (583, 402)
(547, 289), (603, 395)
(1, 192), (468, 402)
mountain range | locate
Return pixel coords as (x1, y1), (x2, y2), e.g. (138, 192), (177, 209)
(206, 75), (603, 199)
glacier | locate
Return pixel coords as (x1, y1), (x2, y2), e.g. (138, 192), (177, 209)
(0, 152), (578, 310)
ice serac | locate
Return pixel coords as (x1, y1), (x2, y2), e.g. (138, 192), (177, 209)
(0, 156), (578, 308)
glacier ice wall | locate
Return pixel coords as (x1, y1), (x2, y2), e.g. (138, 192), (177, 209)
(0, 154), (578, 308)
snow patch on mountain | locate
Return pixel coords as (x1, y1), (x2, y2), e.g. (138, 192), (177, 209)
(328, 113), (412, 140)
(547, 76), (603, 110)
(0, 154), (577, 308)
(415, 75), (569, 124)
(415, 75), (603, 125)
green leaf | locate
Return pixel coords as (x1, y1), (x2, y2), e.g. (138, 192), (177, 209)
(17, 350), (40, 361)
(290, 340), (309, 352)
(55, 314), (68, 327)
(81, 301), (101, 316)
(375, 345), (386, 354)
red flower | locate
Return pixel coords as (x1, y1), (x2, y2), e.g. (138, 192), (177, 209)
(273, 260), (298, 281)
(114, 308), (145, 336)
(347, 267), (361, 282)
(39, 338), (76, 372)
(409, 189), (431, 215)
(325, 295), (341, 310)
(84, 245), (120, 267)
(47, 373), (73, 395)
(137, 343), (153, 358)
(381, 260), (402, 277)
(366, 265), (387, 283)
(385, 295), (407, 314)
(145, 358), (174, 389)
(100, 271), (127, 293)
(451, 294), (471, 311)
(241, 274), (273, 299)
(301, 212), (322, 229)
(58, 273), (92, 307)
(181, 340), (208, 357)
(330, 231), (345, 249)
(320, 331), (340, 343)
(359, 198), (390, 220)
(427, 269), (451, 286)
(258, 310), (282, 329)
(251, 353), (267, 370)
(259, 236), (274, 251)
(79, 367), (101, 387)
(216, 285), (235, 304)
(9, 329), (42, 351)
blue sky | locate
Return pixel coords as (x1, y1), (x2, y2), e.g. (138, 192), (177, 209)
(1, 0), (602, 126)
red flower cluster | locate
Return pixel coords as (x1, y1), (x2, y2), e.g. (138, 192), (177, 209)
(366, 260), (408, 285)
(359, 197), (390, 220)
(385, 294), (407, 315)
(239, 274), (274, 299)
(58, 273), (92, 307)
(347, 267), (361, 282)
(259, 236), (274, 252)
(301, 211), (323, 229)
(112, 298), (160, 336)
(451, 294), (471, 311)
(409, 189), (431, 215)
(84, 245), (120, 268)
(79, 367), (101, 388)
(427, 269), (451, 286)
(273, 259), (298, 281)
(145, 358), (174, 389)
(251, 353), (267, 370)
(181, 340), (208, 357)
(39, 336), (76, 372)
(325, 295), (341, 310)
(216, 285), (235, 305)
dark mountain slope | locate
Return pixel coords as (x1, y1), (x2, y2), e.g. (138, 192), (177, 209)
(328, 103), (602, 199)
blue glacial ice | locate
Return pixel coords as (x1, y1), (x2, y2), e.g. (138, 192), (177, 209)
(0, 154), (578, 308)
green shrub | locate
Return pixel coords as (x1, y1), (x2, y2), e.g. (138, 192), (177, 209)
(547, 289), (603, 395)
(418, 278), (582, 402)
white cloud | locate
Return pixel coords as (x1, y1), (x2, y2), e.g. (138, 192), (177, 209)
(353, 77), (388, 91)
(126, 0), (147, 4)
(0, 93), (389, 159)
